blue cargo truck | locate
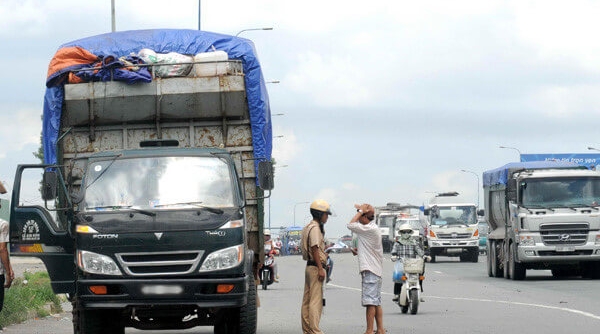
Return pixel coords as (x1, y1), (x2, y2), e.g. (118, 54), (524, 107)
(8, 29), (273, 334)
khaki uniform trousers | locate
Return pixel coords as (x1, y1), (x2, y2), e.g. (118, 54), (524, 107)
(301, 265), (324, 334)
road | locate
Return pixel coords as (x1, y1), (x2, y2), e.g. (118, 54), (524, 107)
(4, 253), (600, 333)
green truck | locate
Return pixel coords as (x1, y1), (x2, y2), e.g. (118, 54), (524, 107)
(8, 29), (273, 334)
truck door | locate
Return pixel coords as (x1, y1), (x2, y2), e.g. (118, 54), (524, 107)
(9, 165), (75, 294)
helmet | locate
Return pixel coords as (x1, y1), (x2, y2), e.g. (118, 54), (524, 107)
(310, 200), (332, 215)
(397, 223), (413, 233)
(264, 229), (271, 236)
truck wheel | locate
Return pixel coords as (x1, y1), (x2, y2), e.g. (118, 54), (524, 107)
(469, 248), (479, 263)
(490, 241), (502, 278)
(72, 297), (124, 334)
(486, 242), (493, 277)
(509, 243), (526, 280)
(581, 262), (600, 279)
(216, 280), (257, 334)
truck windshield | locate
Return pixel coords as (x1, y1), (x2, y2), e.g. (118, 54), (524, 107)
(431, 206), (476, 226)
(378, 216), (395, 228)
(520, 177), (600, 208)
(84, 156), (235, 210)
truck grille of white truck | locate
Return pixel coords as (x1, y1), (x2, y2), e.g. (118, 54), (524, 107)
(116, 250), (204, 276)
(436, 232), (472, 239)
(539, 223), (589, 246)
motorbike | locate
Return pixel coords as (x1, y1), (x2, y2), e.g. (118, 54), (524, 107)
(260, 251), (276, 290)
(392, 256), (425, 314)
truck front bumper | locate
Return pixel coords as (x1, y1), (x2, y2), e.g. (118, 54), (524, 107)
(77, 275), (251, 309)
(428, 239), (479, 254)
(517, 243), (600, 263)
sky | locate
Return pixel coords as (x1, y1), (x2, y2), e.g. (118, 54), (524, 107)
(2, 0), (600, 238)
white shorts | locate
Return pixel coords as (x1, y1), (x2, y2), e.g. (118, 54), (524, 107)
(361, 270), (382, 306)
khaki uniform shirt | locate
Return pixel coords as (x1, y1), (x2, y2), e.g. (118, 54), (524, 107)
(301, 220), (327, 265)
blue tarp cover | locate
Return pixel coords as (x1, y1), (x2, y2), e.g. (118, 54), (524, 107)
(43, 29), (272, 179)
(483, 161), (579, 187)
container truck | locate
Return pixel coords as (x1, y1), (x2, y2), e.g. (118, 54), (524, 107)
(423, 192), (479, 263)
(8, 29), (273, 334)
(483, 161), (600, 280)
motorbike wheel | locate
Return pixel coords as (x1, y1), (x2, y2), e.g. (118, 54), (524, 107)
(401, 303), (408, 314)
(261, 270), (268, 290)
(408, 289), (419, 315)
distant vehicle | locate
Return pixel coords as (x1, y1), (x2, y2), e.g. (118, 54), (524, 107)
(281, 226), (303, 255)
(478, 221), (488, 254)
(484, 161), (600, 280)
(423, 192), (479, 263)
(375, 203), (420, 253)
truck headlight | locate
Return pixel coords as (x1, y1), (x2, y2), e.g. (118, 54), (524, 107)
(519, 235), (535, 246)
(77, 250), (122, 275)
(200, 245), (243, 272)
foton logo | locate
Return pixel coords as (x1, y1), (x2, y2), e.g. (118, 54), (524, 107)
(92, 234), (119, 239)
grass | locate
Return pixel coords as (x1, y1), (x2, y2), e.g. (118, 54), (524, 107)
(0, 271), (64, 328)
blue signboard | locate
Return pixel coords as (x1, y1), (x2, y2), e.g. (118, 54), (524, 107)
(520, 153), (600, 170)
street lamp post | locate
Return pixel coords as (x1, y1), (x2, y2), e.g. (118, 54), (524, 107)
(293, 202), (310, 227)
(499, 146), (522, 161)
(235, 27), (273, 37)
(461, 169), (480, 208)
(588, 147), (600, 152)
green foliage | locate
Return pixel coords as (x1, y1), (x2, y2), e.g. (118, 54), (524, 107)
(0, 271), (63, 328)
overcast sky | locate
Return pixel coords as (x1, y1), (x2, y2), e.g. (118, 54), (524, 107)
(2, 0), (600, 238)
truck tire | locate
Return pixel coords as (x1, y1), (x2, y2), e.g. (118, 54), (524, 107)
(509, 242), (526, 280)
(215, 280), (257, 334)
(468, 248), (479, 263)
(72, 297), (124, 334)
(489, 241), (502, 278)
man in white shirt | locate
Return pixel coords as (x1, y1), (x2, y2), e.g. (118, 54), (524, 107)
(347, 203), (385, 334)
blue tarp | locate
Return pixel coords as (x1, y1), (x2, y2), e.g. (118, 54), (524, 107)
(43, 29), (272, 180)
(483, 161), (580, 187)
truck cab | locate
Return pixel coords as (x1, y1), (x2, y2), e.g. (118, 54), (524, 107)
(423, 192), (479, 262)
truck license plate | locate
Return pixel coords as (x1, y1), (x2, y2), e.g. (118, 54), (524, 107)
(556, 246), (575, 252)
(141, 284), (183, 295)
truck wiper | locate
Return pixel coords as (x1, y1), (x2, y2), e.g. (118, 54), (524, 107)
(153, 201), (224, 214)
(87, 205), (156, 217)
(568, 203), (600, 211)
(524, 204), (554, 212)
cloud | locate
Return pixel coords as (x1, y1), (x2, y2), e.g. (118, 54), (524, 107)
(0, 106), (41, 159)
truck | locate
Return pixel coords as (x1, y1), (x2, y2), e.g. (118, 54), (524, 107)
(483, 161), (600, 280)
(423, 192), (479, 263)
(8, 29), (274, 334)
(375, 203), (405, 253)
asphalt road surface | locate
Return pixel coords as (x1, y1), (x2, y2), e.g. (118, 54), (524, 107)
(4, 253), (600, 333)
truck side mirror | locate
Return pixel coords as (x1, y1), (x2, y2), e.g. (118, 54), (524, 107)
(41, 170), (58, 201)
(477, 209), (485, 216)
(258, 161), (274, 191)
(423, 209), (430, 216)
(506, 179), (517, 202)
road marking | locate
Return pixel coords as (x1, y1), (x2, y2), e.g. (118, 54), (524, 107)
(328, 283), (600, 321)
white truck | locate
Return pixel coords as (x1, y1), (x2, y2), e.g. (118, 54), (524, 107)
(423, 192), (479, 263)
(483, 161), (600, 280)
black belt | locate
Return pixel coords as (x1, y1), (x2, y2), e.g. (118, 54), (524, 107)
(307, 260), (326, 267)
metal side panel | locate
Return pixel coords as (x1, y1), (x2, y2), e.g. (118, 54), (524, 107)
(63, 75), (247, 126)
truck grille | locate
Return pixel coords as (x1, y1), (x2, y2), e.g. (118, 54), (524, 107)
(436, 233), (472, 239)
(540, 223), (589, 246)
(115, 250), (204, 276)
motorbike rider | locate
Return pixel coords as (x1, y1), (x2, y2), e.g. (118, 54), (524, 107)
(263, 229), (279, 282)
(391, 223), (429, 302)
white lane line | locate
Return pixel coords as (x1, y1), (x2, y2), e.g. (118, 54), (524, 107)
(327, 283), (600, 321)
